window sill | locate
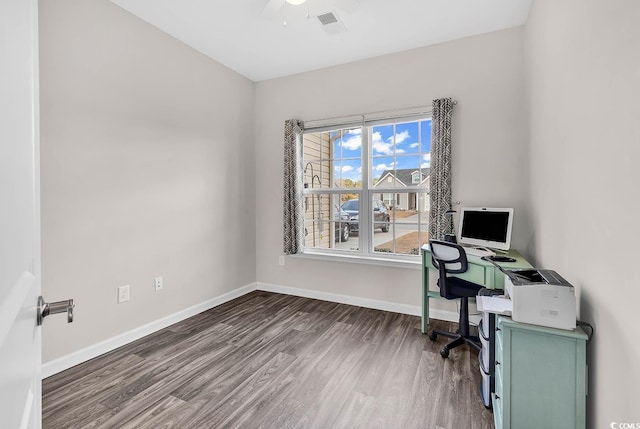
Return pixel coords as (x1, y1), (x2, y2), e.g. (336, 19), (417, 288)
(291, 251), (422, 269)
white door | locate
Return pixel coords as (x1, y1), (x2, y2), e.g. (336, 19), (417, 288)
(0, 0), (42, 428)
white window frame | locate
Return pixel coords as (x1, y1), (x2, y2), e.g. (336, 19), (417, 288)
(301, 110), (431, 264)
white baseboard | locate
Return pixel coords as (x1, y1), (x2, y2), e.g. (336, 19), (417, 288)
(42, 282), (257, 378)
(257, 282), (477, 326)
(257, 282), (423, 316)
(43, 281), (474, 378)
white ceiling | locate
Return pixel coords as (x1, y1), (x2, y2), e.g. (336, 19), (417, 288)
(110, 0), (532, 82)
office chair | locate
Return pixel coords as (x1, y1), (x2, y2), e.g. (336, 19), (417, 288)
(428, 239), (483, 358)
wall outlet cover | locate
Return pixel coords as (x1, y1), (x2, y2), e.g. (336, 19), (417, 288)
(118, 285), (130, 303)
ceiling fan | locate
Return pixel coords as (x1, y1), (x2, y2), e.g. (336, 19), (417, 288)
(262, 0), (360, 20)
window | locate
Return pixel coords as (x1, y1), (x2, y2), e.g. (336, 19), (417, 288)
(302, 117), (432, 259)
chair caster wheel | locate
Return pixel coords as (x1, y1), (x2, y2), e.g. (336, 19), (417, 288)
(428, 332), (437, 341)
(440, 346), (450, 358)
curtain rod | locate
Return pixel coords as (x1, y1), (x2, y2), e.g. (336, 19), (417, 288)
(304, 100), (457, 130)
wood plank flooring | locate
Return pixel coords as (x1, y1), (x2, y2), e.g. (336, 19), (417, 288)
(43, 291), (495, 429)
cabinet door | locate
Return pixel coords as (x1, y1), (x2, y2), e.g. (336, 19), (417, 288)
(501, 321), (587, 429)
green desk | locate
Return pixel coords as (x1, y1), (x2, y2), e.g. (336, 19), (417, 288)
(420, 245), (532, 333)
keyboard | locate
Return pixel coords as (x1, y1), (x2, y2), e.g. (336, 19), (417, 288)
(463, 246), (496, 258)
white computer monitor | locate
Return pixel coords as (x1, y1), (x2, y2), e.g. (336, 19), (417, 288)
(457, 207), (514, 251)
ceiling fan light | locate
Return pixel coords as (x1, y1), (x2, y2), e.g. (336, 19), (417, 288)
(286, 0), (307, 5)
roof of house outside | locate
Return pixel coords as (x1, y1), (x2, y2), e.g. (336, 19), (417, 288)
(374, 168), (430, 187)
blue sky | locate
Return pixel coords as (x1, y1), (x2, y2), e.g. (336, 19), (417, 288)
(332, 119), (432, 184)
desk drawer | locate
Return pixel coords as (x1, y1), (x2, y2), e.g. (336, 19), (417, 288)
(428, 259), (488, 285)
(462, 262), (488, 285)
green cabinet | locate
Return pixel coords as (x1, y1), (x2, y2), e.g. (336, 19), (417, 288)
(493, 316), (588, 429)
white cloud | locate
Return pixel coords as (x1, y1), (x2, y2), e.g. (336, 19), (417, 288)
(374, 161), (397, 172)
(341, 135), (361, 151)
(421, 153), (431, 168)
(388, 130), (410, 144)
(372, 131), (404, 155)
(372, 131), (382, 143)
(334, 165), (354, 173)
(409, 143), (420, 149)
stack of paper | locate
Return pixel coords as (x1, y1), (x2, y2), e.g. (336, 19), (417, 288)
(476, 295), (513, 315)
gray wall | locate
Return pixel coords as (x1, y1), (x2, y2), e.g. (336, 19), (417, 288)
(39, 0), (256, 362)
(255, 28), (528, 312)
(525, 0), (640, 426)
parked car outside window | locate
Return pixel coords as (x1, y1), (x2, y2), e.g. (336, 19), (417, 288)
(340, 199), (390, 234)
(334, 204), (350, 242)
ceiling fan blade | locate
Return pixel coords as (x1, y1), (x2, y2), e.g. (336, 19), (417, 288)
(262, 0), (286, 19)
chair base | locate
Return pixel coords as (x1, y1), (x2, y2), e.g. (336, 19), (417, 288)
(429, 328), (481, 358)
(427, 295), (482, 358)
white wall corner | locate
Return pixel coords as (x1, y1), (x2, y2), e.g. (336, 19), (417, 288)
(41, 282), (258, 378)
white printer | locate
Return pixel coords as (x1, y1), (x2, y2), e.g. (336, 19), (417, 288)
(504, 269), (577, 330)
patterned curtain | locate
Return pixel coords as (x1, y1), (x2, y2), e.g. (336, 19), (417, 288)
(428, 98), (454, 241)
(283, 119), (305, 255)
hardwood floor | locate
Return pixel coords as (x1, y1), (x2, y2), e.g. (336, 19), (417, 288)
(43, 291), (495, 429)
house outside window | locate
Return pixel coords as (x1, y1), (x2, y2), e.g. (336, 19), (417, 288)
(381, 192), (395, 207)
(302, 117), (431, 258)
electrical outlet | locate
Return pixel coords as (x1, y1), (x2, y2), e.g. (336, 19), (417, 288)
(279, 255), (285, 266)
(118, 285), (130, 303)
(154, 276), (163, 291)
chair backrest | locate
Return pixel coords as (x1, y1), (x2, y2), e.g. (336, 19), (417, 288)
(429, 240), (469, 299)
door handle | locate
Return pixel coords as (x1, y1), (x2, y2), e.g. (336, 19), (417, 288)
(37, 296), (74, 326)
